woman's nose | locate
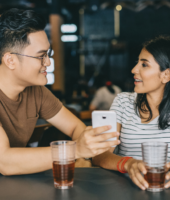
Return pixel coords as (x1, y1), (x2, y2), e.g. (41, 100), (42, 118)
(131, 63), (139, 74)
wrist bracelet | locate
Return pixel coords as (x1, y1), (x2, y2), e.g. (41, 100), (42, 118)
(117, 157), (126, 173)
(121, 157), (132, 173)
(117, 157), (132, 173)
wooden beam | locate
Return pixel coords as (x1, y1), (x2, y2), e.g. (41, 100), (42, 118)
(49, 14), (65, 92)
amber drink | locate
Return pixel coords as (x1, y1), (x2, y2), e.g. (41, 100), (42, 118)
(50, 141), (76, 189)
(52, 161), (75, 188)
(142, 142), (168, 192)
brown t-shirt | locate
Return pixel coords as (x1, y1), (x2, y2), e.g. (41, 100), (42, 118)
(0, 86), (62, 147)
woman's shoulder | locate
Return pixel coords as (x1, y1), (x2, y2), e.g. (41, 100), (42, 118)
(116, 92), (137, 102)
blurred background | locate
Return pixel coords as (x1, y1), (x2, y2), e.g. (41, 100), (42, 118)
(1, 0), (170, 123)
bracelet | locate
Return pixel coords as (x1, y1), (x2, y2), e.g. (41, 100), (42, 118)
(117, 157), (132, 173)
(121, 157), (132, 173)
(117, 157), (126, 173)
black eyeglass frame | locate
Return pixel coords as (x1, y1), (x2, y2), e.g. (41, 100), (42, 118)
(10, 47), (53, 66)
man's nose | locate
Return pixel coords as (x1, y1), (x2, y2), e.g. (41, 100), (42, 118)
(46, 56), (51, 67)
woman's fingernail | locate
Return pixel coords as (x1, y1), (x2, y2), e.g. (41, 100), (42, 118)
(141, 187), (145, 190)
(145, 184), (148, 188)
(116, 132), (120, 136)
(108, 125), (112, 129)
(166, 175), (169, 180)
(165, 184), (168, 188)
(117, 140), (120, 144)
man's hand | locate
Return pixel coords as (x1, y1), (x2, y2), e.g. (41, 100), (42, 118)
(124, 158), (149, 190)
(75, 125), (120, 159)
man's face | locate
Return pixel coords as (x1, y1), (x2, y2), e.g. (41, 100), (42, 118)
(14, 31), (51, 87)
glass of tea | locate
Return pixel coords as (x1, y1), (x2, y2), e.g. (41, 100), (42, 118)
(50, 140), (76, 189)
(142, 141), (168, 192)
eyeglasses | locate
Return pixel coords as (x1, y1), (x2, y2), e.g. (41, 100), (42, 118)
(10, 48), (53, 66)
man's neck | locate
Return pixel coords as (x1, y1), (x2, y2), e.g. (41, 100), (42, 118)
(0, 70), (25, 101)
(0, 83), (25, 101)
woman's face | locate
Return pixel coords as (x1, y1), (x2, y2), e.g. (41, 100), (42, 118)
(131, 48), (166, 94)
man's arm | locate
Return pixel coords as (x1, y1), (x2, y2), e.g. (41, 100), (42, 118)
(0, 106), (119, 175)
(0, 125), (52, 175)
(0, 106), (81, 175)
(47, 106), (120, 159)
(47, 106), (86, 141)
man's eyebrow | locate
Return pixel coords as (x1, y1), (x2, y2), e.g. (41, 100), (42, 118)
(37, 50), (48, 53)
(140, 58), (150, 63)
(37, 46), (51, 54)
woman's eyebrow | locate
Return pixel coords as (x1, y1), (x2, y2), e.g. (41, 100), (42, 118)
(140, 58), (150, 63)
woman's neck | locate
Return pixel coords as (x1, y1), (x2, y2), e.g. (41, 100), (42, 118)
(146, 91), (164, 111)
(139, 90), (164, 123)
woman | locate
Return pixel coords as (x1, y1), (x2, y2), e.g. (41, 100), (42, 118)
(92, 36), (170, 190)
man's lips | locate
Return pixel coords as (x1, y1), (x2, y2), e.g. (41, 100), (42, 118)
(40, 70), (47, 76)
(40, 68), (47, 74)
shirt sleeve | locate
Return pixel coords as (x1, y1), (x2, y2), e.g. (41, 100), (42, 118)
(110, 93), (123, 124)
(113, 85), (122, 95)
(39, 86), (63, 120)
(90, 90), (102, 108)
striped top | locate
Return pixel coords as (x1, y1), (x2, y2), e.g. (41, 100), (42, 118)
(110, 92), (170, 161)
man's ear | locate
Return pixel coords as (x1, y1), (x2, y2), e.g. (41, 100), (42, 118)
(161, 69), (170, 84)
(2, 52), (16, 70)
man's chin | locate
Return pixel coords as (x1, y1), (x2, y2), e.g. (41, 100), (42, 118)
(30, 79), (48, 86)
(38, 77), (48, 86)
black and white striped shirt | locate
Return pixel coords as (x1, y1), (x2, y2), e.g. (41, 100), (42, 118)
(110, 92), (170, 161)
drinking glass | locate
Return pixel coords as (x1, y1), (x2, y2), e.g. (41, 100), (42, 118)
(142, 141), (168, 192)
(50, 140), (76, 189)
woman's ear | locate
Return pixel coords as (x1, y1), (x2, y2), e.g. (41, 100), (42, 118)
(2, 52), (16, 70)
(161, 69), (170, 84)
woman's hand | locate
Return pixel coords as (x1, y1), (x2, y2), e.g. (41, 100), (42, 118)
(164, 163), (170, 188)
(124, 158), (149, 190)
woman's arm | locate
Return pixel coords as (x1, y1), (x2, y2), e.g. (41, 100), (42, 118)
(92, 122), (122, 170)
(92, 122), (149, 190)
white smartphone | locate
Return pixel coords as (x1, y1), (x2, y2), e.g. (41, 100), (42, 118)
(92, 110), (117, 147)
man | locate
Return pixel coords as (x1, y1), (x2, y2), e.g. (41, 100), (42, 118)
(89, 81), (122, 111)
(0, 8), (120, 175)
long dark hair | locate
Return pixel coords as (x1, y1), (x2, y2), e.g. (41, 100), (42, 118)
(135, 36), (170, 130)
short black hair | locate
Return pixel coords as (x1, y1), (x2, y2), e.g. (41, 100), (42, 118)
(0, 8), (46, 64)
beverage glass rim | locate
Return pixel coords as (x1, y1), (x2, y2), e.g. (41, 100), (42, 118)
(50, 140), (76, 147)
(142, 141), (168, 147)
